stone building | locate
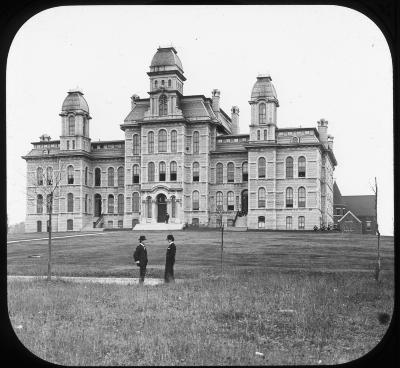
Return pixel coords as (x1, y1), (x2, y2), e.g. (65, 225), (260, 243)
(23, 46), (337, 232)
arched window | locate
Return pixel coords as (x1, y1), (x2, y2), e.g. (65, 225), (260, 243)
(257, 130), (261, 140)
(154, 80), (158, 89)
(227, 162), (234, 183)
(117, 167), (124, 186)
(84, 167), (88, 185)
(298, 156), (306, 177)
(83, 117), (87, 136)
(132, 164), (140, 183)
(286, 157), (293, 178)
(37, 195), (43, 214)
(170, 161), (177, 181)
(171, 196), (176, 218)
(298, 187), (306, 208)
(227, 191), (234, 210)
(132, 192), (140, 212)
(37, 167), (43, 186)
(242, 162), (248, 182)
(158, 129), (167, 152)
(298, 216), (305, 230)
(161, 80), (165, 86)
(118, 194), (124, 214)
(85, 194), (88, 213)
(216, 163), (223, 184)
(95, 168), (101, 186)
(192, 191), (199, 210)
(159, 161), (166, 181)
(148, 162), (155, 182)
(193, 162), (199, 182)
(264, 130), (268, 141)
(286, 216), (293, 230)
(68, 116), (75, 135)
(159, 94), (168, 116)
(148, 132), (154, 153)
(171, 130), (177, 152)
(46, 167), (53, 185)
(108, 167), (115, 187)
(146, 196), (152, 218)
(193, 131), (200, 153)
(67, 165), (74, 184)
(258, 187), (266, 208)
(258, 157), (266, 178)
(286, 187), (293, 208)
(259, 103), (266, 124)
(37, 221), (42, 232)
(108, 194), (114, 213)
(67, 193), (74, 212)
(168, 79), (171, 87)
(292, 136), (299, 144)
(133, 134), (140, 155)
(216, 191), (223, 211)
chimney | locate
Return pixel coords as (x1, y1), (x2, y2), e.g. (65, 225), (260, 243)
(131, 94), (140, 109)
(317, 118), (328, 146)
(211, 89), (220, 112)
(231, 106), (240, 135)
(39, 134), (51, 142)
(327, 135), (334, 150)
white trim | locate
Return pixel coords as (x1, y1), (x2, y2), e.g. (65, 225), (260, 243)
(338, 210), (362, 223)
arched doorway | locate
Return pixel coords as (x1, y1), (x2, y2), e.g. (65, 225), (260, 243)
(241, 190), (248, 214)
(157, 193), (167, 223)
(94, 194), (102, 217)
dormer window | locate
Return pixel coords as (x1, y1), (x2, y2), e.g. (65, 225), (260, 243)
(259, 103), (266, 124)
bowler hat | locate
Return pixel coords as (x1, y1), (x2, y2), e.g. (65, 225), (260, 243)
(139, 235), (146, 242)
(166, 234), (174, 241)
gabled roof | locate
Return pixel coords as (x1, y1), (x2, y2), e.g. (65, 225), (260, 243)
(333, 181), (344, 204)
(338, 210), (362, 223)
(342, 195), (376, 217)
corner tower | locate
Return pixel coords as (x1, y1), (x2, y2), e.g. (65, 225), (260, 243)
(249, 74), (279, 142)
(146, 46), (186, 119)
(59, 89), (91, 152)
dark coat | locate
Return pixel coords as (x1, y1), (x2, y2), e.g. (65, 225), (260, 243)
(133, 243), (148, 267)
(165, 242), (176, 265)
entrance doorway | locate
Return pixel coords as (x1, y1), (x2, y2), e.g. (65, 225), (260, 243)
(241, 190), (248, 214)
(94, 194), (102, 217)
(157, 193), (167, 223)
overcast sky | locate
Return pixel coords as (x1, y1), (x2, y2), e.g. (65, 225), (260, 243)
(6, 5), (393, 235)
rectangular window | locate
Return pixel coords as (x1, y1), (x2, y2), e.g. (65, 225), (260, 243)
(366, 221), (372, 230)
(258, 216), (265, 229)
(67, 219), (73, 231)
(118, 220), (123, 229)
(192, 218), (199, 227)
(72, 140), (75, 149)
(286, 216), (292, 230)
(66, 140), (70, 150)
(298, 216), (305, 230)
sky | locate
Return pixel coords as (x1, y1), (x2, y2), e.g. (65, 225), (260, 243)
(6, 5), (393, 235)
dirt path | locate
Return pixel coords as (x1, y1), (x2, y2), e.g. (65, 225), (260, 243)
(7, 275), (183, 286)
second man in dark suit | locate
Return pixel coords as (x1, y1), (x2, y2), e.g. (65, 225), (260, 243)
(164, 234), (176, 283)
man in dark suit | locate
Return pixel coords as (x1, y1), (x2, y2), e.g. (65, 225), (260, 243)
(164, 234), (176, 283)
(133, 235), (148, 284)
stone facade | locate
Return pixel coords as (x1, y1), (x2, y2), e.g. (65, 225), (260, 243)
(23, 47), (337, 232)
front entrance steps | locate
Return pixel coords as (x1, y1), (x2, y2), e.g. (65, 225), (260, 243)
(133, 222), (184, 231)
(234, 214), (248, 228)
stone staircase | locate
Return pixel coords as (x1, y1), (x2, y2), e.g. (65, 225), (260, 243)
(133, 222), (184, 231)
(228, 214), (247, 231)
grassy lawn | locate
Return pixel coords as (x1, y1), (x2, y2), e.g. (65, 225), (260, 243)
(7, 231), (394, 365)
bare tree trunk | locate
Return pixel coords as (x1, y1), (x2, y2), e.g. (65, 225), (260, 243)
(221, 225), (224, 274)
(47, 206), (52, 281)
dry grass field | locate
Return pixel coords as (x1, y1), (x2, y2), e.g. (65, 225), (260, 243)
(7, 230), (394, 365)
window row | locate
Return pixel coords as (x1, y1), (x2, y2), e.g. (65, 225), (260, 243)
(257, 216), (306, 230)
(146, 130), (200, 154)
(154, 79), (172, 89)
(257, 156), (306, 179)
(67, 115), (88, 136)
(258, 187), (307, 208)
(215, 162), (248, 183)
(147, 161), (200, 182)
(36, 193), (125, 214)
(36, 166), (125, 186)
